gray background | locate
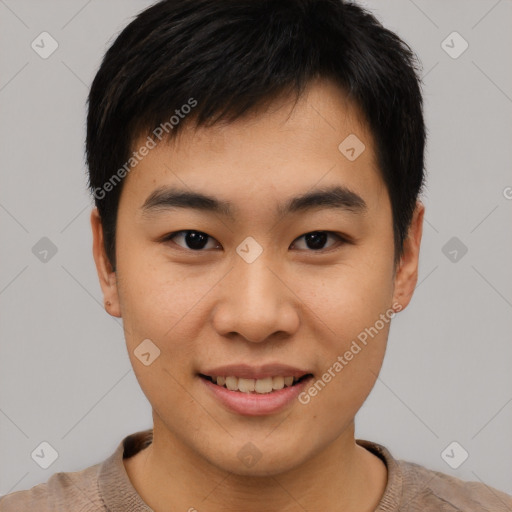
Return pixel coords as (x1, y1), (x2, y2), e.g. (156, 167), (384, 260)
(1, 0), (511, 499)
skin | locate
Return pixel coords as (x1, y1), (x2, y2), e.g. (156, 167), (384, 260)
(91, 77), (424, 512)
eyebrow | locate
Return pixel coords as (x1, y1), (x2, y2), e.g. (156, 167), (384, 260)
(140, 184), (367, 220)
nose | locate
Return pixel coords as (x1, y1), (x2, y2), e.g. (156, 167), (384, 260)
(211, 255), (300, 343)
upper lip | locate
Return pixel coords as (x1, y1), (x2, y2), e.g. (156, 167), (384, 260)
(199, 363), (312, 380)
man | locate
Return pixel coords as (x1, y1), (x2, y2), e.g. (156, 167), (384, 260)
(2, 0), (511, 510)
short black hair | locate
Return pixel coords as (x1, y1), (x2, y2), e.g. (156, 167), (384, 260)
(86, 0), (426, 271)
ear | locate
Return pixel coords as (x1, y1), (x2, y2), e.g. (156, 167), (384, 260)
(90, 208), (122, 317)
(391, 200), (425, 311)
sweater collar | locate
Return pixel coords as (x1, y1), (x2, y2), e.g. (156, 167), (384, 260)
(99, 430), (403, 511)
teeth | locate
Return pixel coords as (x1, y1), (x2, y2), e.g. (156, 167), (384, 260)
(211, 375), (303, 393)
(238, 378), (255, 393)
(225, 376), (238, 391)
(272, 376), (284, 390)
(254, 377), (273, 393)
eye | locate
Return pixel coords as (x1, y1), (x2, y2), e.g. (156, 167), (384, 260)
(163, 230), (221, 251)
(290, 231), (346, 252)
(162, 230), (347, 253)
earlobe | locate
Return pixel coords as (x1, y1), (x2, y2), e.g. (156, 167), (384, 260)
(90, 208), (122, 318)
(391, 200), (425, 311)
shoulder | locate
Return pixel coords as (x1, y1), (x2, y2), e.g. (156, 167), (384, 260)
(0, 461), (104, 512)
(398, 458), (512, 511)
(357, 439), (512, 512)
(0, 431), (151, 512)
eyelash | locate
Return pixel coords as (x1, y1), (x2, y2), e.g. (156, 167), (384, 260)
(161, 230), (349, 253)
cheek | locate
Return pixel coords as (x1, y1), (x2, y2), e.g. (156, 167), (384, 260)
(116, 260), (201, 415)
(296, 254), (395, 336)
(115, 250), (218, 376)
(115, 237), (183, 333)
(291, 252), (394, 404)
(297, 300), (391, 423)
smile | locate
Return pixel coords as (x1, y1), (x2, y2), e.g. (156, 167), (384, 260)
(199, 374), (313, 394)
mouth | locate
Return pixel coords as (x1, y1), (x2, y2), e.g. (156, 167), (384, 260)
(198, 365), (315, 416)
(198, 373), (314, 394)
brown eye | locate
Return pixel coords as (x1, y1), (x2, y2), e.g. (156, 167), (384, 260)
(164, 230), (220, 251)
(291, 231), (345, 252)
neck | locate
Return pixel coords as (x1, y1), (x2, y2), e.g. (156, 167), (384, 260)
(124, 417), (387, 512)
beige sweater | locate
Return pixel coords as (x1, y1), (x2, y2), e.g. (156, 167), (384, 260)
(1, 429), (511, 511)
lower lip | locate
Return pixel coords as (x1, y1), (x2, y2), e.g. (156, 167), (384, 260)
(199, 376), (314, 416)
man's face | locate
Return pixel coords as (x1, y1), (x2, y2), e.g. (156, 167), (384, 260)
(93, 78), (421, 476)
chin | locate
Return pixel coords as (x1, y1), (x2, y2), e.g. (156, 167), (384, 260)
(201, 437), (311, 477)
(216, 454), (302, 478)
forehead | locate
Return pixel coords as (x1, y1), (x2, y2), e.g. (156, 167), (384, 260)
(120, 78), (385, 216)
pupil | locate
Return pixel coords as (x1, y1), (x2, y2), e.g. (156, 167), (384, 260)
(186, 231), (208, 250)
(184, 231), (328, 251)
(306, 231), (327, 250)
